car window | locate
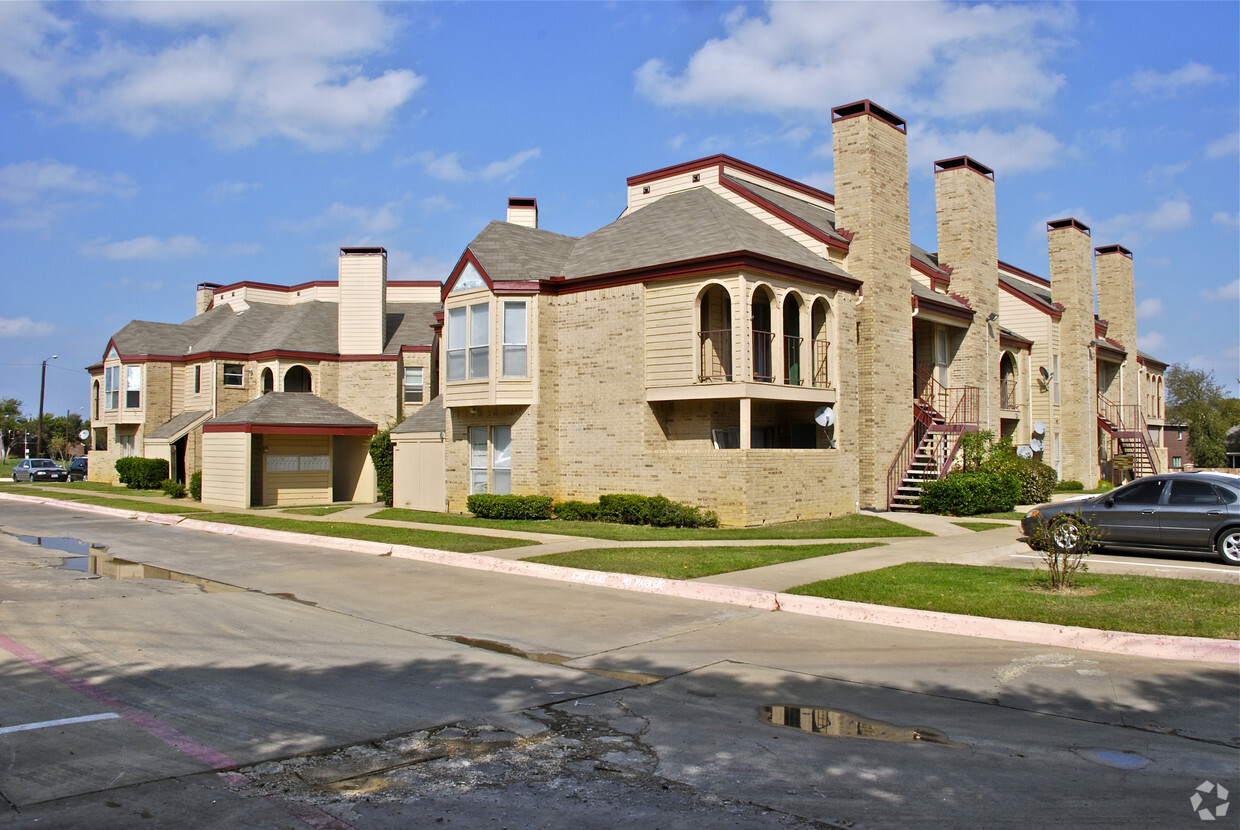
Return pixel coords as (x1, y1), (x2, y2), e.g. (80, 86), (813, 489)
(1214, 486), (1238, 505)
(1168, 480), (1223, 506)
(1111, 479), (1165, 505)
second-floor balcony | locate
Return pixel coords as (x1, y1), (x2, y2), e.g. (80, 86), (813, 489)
(1000, 378), (1018, 410)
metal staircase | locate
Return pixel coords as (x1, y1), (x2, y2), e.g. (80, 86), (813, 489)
(1097, 392), (1159, 479)
(887, 373), (980, 511)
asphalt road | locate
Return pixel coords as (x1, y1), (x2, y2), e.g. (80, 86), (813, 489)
(1, 500), (1237, 828)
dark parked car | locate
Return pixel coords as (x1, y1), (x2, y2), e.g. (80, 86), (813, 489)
(1021, 472), (1240, 565)
(12, 458), (69, 483)
(68, 456), (88, 481)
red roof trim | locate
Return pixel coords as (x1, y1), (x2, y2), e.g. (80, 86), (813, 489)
(442, 249), (493, 300)
(1000, 330), (1034, 350)
(627, 154), (836, 206)
(1000, 279), (1062, 320)
(203, 424), (378, 436)
(911, 256), (951, 284)
(400, 345), (433, 354)
(998, 259), (1050, 287)
(545, 253), (862, 296)
(719, 175), (849, 253)
(913, 294), (976, 323)
(105, 350), (407, 365)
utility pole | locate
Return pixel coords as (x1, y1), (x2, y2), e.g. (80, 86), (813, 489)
(36, 354), (57, 458)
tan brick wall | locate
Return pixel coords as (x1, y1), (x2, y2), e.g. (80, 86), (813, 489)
(1095, 249), (1138, 409)
(1048, 222), (1098, 486)
(833, 107), (913, 508)
(338, 359), (398, 428)
(935, 162), (999, 432)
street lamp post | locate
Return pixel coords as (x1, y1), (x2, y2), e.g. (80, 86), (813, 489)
(36, 354), (58, 458)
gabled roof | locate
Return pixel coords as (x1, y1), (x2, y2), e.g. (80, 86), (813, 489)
(147, 409), (213, 441)
(391, 395), (445, 434)
(721, 175), (851, 245)
(466, 221), (577, 284)
(203, 393), (375, 433)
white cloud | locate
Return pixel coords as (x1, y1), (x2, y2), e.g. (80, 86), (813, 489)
(1135, 298), (1163, 320)
(0, 316), (56, 337)
(293, 200), (405, 237)
(0, 159), (135, 230)
(1202, 280), (1240, 302)
(223, 242), (263, 256)
(1205, 131), (1239, 159)
(0, 3), (424, 150)
(409, 149), (541, 183)
(910, 124), (1063, 175)
(1143, 161), (1188, 188)
(1093, 199), (1192, 246)
(1125, 61), (1224, 97)
(384, 248), (453, 283)
(207, 180), (258, 202)
(84, 234), (207, 260)
(1213, 211), (1240, 230)
(1137, 331), (1166, 353)
(635, 2), (1072, 118)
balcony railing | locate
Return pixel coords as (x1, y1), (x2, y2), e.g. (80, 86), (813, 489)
(999, 377), (1018, 410)
(783, 334), (804, 385)
(812, 339), (830, 388)
(753, 329), (774, 383)
(699, 329), (733, 382)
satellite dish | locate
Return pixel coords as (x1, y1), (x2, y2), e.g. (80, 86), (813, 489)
(1032, 422), (1046, 436)
(1016, 445), (1033, 459)
(1030, 438), (1045, 452)
(78, 430), (89, 440)
(1039, 366), (1050, 381)
(814, 406), (835, 428)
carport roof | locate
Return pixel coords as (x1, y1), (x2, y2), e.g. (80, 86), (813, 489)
(203, 393), (376, 434)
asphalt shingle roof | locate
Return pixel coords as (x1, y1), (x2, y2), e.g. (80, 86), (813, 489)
(720, 175), (850, 244)
(147, 409), (213, 440)
(205, 393), (374, 428)
(391, 395), (445, 434)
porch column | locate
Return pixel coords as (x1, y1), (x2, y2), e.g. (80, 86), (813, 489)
(739, 399), (752, 449)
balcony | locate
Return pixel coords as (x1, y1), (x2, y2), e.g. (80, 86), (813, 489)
(1000, 378), (1018, 410)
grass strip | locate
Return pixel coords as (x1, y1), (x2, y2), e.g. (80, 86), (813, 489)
(524, 542), (881, 579)
(280, 505), (355, 516)
(196, 513), (534, 554)
(1, 485), (208, 514)
(952, 522), (1012, 532)
(787, 562), (1239, 640)
(369, 509), (928, 542)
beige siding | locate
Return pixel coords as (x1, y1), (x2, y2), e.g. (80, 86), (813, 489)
(261, 434), (332, 506)
(646, 278), (709, 388)
(392, 435), (446, 510)
(201, 432), (250, 508)
(338, 252), (387, 355)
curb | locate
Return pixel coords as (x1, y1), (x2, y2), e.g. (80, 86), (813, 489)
(3, 491), (1236, 665)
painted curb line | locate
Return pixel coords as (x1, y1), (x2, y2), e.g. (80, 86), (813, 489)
(2, 491), (1236, 664)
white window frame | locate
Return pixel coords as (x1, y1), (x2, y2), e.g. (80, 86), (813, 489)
(468, 426), (513, 495)
(468, 302), (489, 379)
(469, 427), (489, 495)
(223, 363), (244, 387)
(502, 301), (528, 378)
(124, 365), (142, 409)
(447, 307), (467, 381)
(403, 366), (424, 404)
(104, 366), (120, 410)
(491, 426), (511, 495)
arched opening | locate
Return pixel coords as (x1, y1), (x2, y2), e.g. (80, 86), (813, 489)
(283, 365), (313, 393)
(698, 284), (732, 381)
(261, 368), (274, 394)
(999, 352), (1017, 410)
(782, 293), (803, 385)
(92, 380), (100, 420)
(751, 287), (775, 383)
(810, 298), (833, 388)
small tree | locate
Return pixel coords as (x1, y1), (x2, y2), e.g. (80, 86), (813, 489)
(1027, 513), (1102, 590)
(368, 429), (394, 506)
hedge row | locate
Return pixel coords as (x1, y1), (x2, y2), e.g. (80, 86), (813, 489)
(114, 456), (169, 490)
(918, 472), (1022, 516)
(465, 493), (719, 528)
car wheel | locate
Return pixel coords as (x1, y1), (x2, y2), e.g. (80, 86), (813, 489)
(1217, 528), (1240, 566)
(1050, 517), (1082, 554)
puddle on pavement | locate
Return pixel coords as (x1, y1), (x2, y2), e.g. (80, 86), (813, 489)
(759, 704), (966, 747)
(440, 635), (663, 685)
(1075, 748), (1151, 769)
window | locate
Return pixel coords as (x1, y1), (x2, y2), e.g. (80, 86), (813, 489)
(194, 365), (201, 394)
(1052, 355), (1060, 404)
(469, 303), (489, 378)
(93, 428), (107, 451)
(469, 426), (512, 495)
(502, 301), (527, 377)
(403, 367), (424, 404)
(447, 307), (466, 381)
(448, 303), (490, 381)
(223, 364), (244, 387)
(1112, 478), (1165, 505)
(1168, 480), (1221, 505)
(104, 366), (120, 410)
(125, 365), (142, 408)
(118, 432), (135, 458)
(1171, 456), (1183, 469)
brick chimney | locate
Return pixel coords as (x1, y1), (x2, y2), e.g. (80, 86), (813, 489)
(1095, 245), (1137, 408)
(1047, 219), (1097, 486)
(337, 247), (388, 355)
(507, 197), (538, 229)
(934, 156), (999, 433)
(196, 282), (221, 315)
(831, 100), (912, 509)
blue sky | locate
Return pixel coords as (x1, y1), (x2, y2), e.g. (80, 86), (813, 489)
(1, 0), (1237, 417)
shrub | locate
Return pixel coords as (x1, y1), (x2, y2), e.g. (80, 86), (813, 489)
(978, 438), (1058, 504)
(598, 494), (651, 524)
(919, 471), (1021, 516)
(466, 494), (554, 520)
(1026, 513), (1101, 590)
(161, 479), (187, 499)
(597, 493), (719, 528)
(114, 457), (170, 490)
(1055, 480), (1085, 492)
(189, 471), (202, 501)
(368, 429), (394, 506)
(553, 500), (602, 522)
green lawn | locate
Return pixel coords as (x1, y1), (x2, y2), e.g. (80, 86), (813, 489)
(280, 505), (355, 516)
(787, 562), (1239, 640)
(952, 521), (1013, 532)
(524, 542), (881, 579)
(0, 482), (209, 514)
(195, 513), (534, 554)
(368, 509), (929, 542)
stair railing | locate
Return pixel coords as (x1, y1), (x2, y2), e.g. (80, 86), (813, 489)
(887, 404), (935, 509)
